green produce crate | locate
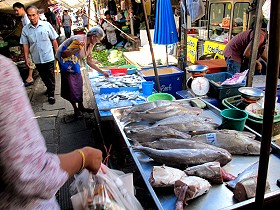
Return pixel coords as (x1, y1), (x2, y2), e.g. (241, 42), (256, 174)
(204, 72), (246, 100)
(222, 95), (280, 136)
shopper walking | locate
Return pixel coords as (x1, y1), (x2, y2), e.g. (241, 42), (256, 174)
(62, 10), (72, 38)
(13, 2), (35, 86)
(0, 54), (103, 210)
(20, 5), (59, 104)
(55, 26), (110, 118)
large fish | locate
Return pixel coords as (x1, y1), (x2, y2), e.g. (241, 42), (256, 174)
(152, 114), (213, 127)
(191, 129), (261, 155)
(149, 165), (186, 187)
(174, 176), (211, 204)
(125, 126), (191, 143)
(132, 146), (232, 166)
(124, 104), (203, 123)
(141, 139), (231, 156)
(184, 162), (223, 184)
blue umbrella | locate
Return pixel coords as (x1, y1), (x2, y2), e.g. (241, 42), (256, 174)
(153, 0), (179, 45)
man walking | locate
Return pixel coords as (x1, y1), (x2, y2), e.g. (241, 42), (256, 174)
(13, 2), (35, 86)
(20, 5), (59, 104)
(62, 10), (72, 38)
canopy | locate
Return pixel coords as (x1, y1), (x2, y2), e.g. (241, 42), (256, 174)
(153, 0), (178, 45)
(0, 0), (49, 14)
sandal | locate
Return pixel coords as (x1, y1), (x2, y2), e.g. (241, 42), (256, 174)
(74, 111), (84, 119)
(80, 108), (95, 113)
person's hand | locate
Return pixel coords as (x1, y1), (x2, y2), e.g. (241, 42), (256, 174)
(103, 71), (110, 78)
(83, 147), (103, 174)
(256, 61), (262, 72)
(25, 59), (31, 69)
(79, 41), (85, 49)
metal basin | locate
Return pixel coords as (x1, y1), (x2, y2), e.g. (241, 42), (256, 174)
(186, 65), (208, 74)
(238, 87), (264, 101)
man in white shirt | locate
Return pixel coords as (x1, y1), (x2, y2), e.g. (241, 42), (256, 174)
(13, 2), (35, 86)
(20, 5), (59, 104)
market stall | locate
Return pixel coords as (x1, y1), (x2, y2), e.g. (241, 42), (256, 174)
(186, 0), (253, 66)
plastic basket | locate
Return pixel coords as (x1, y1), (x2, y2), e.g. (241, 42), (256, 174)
(147, 93), (175, 102)
(222, 95), (280, 136)
(110, 68), (127, 76)
(204, 72), (246, 100)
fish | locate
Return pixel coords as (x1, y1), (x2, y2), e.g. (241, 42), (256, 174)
(226, 161), (259, 190)
(151, 114), (213, 127)
(161, 122), (219, 133)
(125, 126), (191, 143)
(174, 176), (211, 204)
(191, 129), (261, 155)
(149, 165), (186, 187)
(141, 139), (231, 155)
(125, 104), (203, 123)
(132, 146), (232, 166)
(184, 162), (223, 184)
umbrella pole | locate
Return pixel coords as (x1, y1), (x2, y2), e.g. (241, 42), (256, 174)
(166, 45), (169, 67)
(141, 0), (161, 92)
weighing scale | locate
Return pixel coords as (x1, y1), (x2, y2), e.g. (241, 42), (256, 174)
(186, 65), (210, 96)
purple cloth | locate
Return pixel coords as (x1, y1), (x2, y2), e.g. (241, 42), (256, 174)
(223, 30), (266, 63)
(61, 72), (83, 103)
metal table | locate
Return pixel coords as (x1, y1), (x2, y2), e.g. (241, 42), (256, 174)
(111, 98), (280, 210)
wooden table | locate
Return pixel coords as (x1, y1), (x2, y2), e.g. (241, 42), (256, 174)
(195, 59), (227, 73)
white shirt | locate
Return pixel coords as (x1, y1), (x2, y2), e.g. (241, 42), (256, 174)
(20, 20), (58, 64)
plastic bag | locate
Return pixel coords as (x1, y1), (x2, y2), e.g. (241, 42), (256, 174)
(70, 164), (143, 210)
(221, 70), (248, 86)
(186, 0), (205, 23)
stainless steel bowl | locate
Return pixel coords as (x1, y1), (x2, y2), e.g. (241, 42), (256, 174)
(238, 87), (264, 101)
(186, 65), (208, 73)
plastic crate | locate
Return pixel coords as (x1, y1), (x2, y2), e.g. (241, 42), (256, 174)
(204, 72), (246, 100)
(138, 66), (183, 97)
(222, 95), (280, 136)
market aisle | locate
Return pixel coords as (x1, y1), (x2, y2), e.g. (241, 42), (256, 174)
(28, 71), (100, 210)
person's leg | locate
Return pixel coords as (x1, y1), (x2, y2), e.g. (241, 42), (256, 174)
(78, 102), (94, 113)
(71, 102), (83, 118)
(226, 58), (241, 75)
(35, 61), (56, 104)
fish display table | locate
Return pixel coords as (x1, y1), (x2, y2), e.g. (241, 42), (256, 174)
(111, 99), (280, 210)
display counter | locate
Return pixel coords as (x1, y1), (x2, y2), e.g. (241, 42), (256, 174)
(111, 98), (280, 210)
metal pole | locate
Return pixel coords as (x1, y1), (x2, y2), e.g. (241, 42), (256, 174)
(255, 0), (280, 209)
(246, 0), (264, 87)
(140, 0), (161, 92)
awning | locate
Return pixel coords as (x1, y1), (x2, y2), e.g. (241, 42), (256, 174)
(0, 0), (49, 14)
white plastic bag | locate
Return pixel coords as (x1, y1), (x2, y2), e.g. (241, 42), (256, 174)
(221, 70), (248, 86)
(70, 164), (143, 210)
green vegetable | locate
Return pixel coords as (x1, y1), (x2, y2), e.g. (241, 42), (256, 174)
(92, 49), (126, 67)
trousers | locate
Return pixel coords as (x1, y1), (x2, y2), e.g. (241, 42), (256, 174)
(36, 61), (55, 97)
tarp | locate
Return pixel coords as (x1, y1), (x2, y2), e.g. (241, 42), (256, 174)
(0, 0), (49, 14)
(153, 0), (178, 44)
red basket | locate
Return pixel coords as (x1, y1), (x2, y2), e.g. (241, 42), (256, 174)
(110, 68), (127, 76)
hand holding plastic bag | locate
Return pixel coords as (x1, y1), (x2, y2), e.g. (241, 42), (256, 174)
(70, 164), (143, 210)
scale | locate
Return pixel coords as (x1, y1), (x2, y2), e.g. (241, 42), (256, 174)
(186, 65), (210, 96)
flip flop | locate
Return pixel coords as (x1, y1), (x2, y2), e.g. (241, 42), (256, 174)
(24, 81), (34, 87)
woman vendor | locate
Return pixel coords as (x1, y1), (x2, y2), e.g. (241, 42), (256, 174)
(56, 26), (110, 118)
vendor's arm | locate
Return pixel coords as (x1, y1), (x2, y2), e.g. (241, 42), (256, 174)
(22, 44), (30, 68)
(243, 33), (266, 59)
(87, 53), (110, 77)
